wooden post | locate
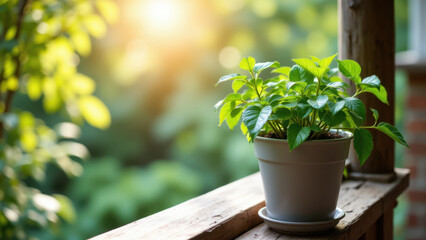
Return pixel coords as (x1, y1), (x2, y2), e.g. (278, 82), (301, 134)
(338, 0), (395, 174)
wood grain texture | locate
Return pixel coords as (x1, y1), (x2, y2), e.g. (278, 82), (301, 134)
(236, 168), (409, 240)
(338, 0), (396, 173)
(90, 172), (265, 240)
(91, 169), (409, 240)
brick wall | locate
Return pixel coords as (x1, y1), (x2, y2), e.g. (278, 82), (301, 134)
(405, 72), (426, 240)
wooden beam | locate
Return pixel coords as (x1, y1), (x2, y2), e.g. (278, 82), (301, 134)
(89, 172), (265, 240)
(91, 169), (409, 240)
(338, 0), (396, 174)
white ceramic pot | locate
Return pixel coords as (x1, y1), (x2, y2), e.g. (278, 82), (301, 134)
(254, 130), (353, 222)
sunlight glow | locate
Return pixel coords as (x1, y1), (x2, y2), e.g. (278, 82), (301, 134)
(141, 0), (187, 36)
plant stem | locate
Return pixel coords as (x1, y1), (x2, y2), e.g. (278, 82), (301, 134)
(268, 121), (283, 138)
(311, 109), (317, 126)
(274, 120), (286, 137)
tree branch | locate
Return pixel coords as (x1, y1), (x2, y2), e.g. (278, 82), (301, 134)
(0, 0), (29, 139)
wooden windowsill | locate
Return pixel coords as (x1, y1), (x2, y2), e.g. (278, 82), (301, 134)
(90, 168), (409, 240)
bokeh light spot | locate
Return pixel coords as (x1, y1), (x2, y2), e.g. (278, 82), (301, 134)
(266, 21), (291, 47)
(36, 22), (48, 34)
(214, 0), (247, 14)
(32, 9), (43, 21)
(251, 0), (277, 18)
(219, 47), (241, 69)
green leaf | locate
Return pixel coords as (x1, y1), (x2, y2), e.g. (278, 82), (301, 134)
(292, 58), (327, 79)
(95, 0), (119, 23)
(264, 80), (281, 88)
(272, 107), (292, 120)
(311, 56), (321, 62)
(289, 65), (315, 83)
(232, 80), (246, 92)
(295, 102), (312, 119)
(222, 93), (242, 104)
(240, 122), (251, 142)
(70, 31), (91, 56)
(249, 78), (264, 90)
(53, 194), (76, 222)
(72, 74), (96, 95)
(371, 108), (379, 125)
(344, 97), (366, 122)
(376, 122), (409, 147)
(214, 93), (241, 111)
(27, 76), (42, 100)
(292, 58), (317, 70)
(83, 14), (107, 38)
(320, 110), (346, 127)
(319, 54), (337, 69)
(267, 95), (283, 107)
(253, 61), (280, 76)
(310, 124), (322, 132)
(226, 107), (243, 130)
(266, 94), (283, 103)
(219, 101), (235, 125)
(242, 105), (272, 140)
(360, 75), (381, 89)
(242, 87), (256, 100)
(217, 73), (247, 85)
(328, 100), (345, 115)
(307, 95), (328, 109)
(364, 85), (389, 105)
(239, 57), (256, 73)
(280, 101), (298, 108)
(43, 93), (62, 113)
(5, 76), (18, 91)
(286, 81), (307, 94)
(272, 66), (291, 77)
(353, 128), (373, 165)
(346, 110), (364, 127)
(351, 76), (362, 83)
(78, 96), (111, 129)
(287, 123), (310, 150)
(20, 129), (37, 152)
(341, 116), (357, 129)
(337, 59), (361, 78)
(327, 81), (349, 89)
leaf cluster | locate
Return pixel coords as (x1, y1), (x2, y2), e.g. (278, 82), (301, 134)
(0, 0), (117, 239)
(215, 55), (408, 165)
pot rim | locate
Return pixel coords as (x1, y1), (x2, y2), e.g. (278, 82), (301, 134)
(255, 129), (353, 143)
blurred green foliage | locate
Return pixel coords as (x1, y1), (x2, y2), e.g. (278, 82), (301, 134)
(1, 0), (410, 239)
(0, 0), (113, 239)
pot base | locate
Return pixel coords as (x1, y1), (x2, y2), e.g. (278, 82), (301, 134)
(258, 207), (345, 235)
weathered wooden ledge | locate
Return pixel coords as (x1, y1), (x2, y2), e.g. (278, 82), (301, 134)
(91, 168), (409, 240)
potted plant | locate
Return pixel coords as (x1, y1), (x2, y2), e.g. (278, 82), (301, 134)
(215, 54), (408, 234)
